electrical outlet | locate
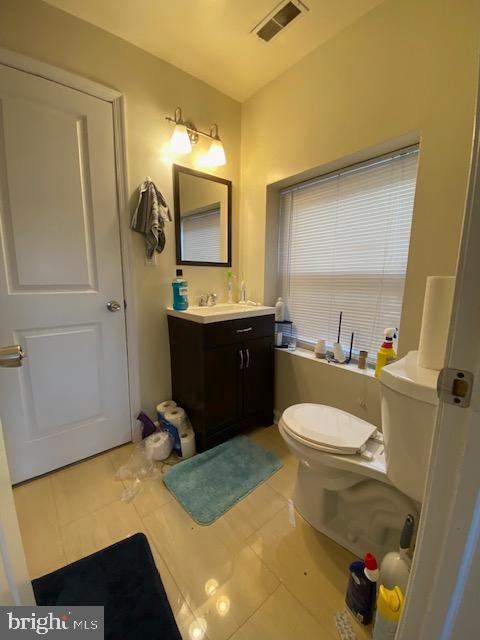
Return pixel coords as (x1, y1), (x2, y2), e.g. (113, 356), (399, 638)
(145, 253), (157, 266)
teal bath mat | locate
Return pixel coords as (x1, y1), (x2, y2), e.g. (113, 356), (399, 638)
(163, 435), (282, 525)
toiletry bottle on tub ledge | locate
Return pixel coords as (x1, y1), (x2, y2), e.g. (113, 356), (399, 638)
(172, 269), (188, 311)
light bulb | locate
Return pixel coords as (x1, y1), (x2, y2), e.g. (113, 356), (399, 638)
(206, 138), (226, 166)
(170, 123), (192, 154)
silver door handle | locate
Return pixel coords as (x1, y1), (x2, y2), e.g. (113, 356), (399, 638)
(0, 344), (25, 368)
(245, 348), (250, 368)
(107, 300), (122, 312)
(236, 327), (252, 333)
(239, 349), (244, 370)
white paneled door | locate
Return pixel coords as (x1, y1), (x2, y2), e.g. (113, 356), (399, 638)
(0, 64), (131, 483)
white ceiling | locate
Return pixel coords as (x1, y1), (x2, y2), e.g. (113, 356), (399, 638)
(44, 0), (385, 101)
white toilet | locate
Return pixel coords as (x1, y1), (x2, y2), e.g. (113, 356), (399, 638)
(279, 351), (439, 559)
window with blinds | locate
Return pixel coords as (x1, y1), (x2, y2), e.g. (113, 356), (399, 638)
(181, 206), (221, 262)
(278, 147), (419, 362)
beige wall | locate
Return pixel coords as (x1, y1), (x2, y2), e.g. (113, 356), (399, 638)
(0, 0), (241, 415)
(1, 0), (479, 428)
(275, 351), (382, 427)
(240, 0), (480, 416)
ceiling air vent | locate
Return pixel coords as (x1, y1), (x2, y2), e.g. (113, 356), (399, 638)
(253, 0), (309, 43)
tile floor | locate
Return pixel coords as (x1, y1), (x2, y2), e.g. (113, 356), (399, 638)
(13, 425), (371, 640)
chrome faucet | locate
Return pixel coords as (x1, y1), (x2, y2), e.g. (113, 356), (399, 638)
(199, 293), (217, 306)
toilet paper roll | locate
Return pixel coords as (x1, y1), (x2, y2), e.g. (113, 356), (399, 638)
(156, 400), (177, 419)
(164, 407), (191, 437)
(145, 431), (173, 461)
(179, 429), (196, 459)
(418, 276), (455, 370)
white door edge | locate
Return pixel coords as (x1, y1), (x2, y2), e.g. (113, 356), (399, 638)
(398, 69), (480, 638)
(0, 47), (121, 102)
(0, 417), (35, 605)
(0, 47), (141, 442)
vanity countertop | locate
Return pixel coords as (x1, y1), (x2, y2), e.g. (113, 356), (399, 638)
(166, 303), (275, 324)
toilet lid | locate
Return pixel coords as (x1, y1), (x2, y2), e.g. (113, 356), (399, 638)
(281, 403), (377, 454)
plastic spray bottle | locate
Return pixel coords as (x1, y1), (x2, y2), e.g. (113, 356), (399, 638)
(373, 586), (404, 640)
(375, 328), (397, 377)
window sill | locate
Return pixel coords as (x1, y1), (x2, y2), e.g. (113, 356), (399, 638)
(275, 346), (376, 379)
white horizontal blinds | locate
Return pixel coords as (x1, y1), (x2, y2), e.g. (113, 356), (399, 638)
(278, 191), (293, 299)
(181, 208), (221, 262)
(278, 149), (418, 360)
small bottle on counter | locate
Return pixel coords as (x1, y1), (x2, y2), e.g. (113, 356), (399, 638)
(172, 269), (189, 311)
(275, 297), (285, 321)
(239, 278), (247, 304)
(226, 270), (234, 304)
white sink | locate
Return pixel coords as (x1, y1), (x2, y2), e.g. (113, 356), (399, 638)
(166, 303), (275, 324)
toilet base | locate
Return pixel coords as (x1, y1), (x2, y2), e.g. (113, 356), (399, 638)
(293, 460), (418, 560)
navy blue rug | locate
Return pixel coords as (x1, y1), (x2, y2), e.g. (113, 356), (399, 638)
(32, 533), (181, 640)
(164, 435), (282, 524)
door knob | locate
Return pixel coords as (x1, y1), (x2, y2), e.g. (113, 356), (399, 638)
(106, 300), (122, 312)
(0, 344), (25, 368)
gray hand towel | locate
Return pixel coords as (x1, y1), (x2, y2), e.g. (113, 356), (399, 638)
(131, 177), (172, 258)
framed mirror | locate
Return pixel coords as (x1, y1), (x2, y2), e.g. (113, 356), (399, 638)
(173, 164), (232, 266)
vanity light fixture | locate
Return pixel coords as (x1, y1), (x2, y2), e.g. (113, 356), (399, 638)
(170, 122), (192, 154)
(205, 124), (226, 167)
(166, 107), (227, 166)
(167, 107), (194, 154)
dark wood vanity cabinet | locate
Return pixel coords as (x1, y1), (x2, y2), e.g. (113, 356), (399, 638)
(167, 313), (274, 451)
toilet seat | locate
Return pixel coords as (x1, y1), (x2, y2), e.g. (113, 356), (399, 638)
(279, 419), (388, 483)
(281, 403), (377, 454)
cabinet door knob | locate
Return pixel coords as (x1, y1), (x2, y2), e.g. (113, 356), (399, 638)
(239, 349), (244, 369)
(236, 327), (252, 333)
(245, 348), (250, 368)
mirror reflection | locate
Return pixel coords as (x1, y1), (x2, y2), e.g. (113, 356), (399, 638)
(174, 165), (231, 266)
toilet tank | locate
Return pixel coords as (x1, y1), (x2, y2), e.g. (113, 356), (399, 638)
(379, 351), (439, 503)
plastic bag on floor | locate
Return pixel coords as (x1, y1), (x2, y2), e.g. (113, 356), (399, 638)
(114, 434), (171, 502)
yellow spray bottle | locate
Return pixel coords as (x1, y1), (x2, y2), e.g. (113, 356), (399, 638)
(375, 328), (397, 378)
(373, 585), (404, 640)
